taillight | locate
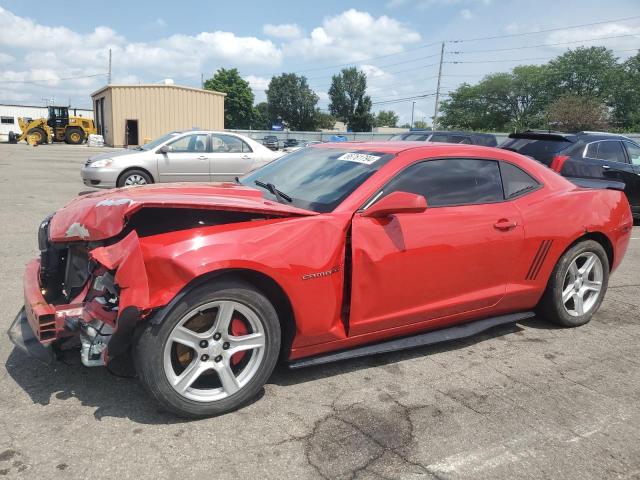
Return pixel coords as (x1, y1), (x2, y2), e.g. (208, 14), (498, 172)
(550, 155), (569, 173)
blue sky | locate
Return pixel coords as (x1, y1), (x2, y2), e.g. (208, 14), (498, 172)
(1, 0), (639, 125)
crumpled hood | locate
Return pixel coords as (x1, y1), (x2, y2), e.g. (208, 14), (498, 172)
(49, 183), (317, 242)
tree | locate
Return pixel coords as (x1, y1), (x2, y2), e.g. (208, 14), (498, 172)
(314, 110), (337, 129)
(413, 120), (428, 129)
(374, 110), (399, 127)
(252, 102), (271, 130)
(266, 73), (318, 131)
(328, 67), (374, 132)
(546, 47), (618, 100)
(610, 52), (640, 131)
(204, 68), (254, 129)
(545, 94), (609, 131)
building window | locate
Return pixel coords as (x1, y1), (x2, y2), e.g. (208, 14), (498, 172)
(1, 116), (14, 124)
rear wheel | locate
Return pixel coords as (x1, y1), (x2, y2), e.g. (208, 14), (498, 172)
(134, 281), (281, 418)
(537, 240), (609, 327)
(65, 128), (84, 145)
(27, 127), (47, 145)
(117, 169), (152, 187)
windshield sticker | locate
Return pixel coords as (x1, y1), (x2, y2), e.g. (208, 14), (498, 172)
(337, 152), (381, 165)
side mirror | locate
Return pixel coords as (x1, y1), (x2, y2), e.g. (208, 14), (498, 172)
(158, 145), (173, 154)
(361, 191), (427, 218)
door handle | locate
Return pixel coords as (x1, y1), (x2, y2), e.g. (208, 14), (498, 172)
(241, 155), (251, 160)
(198, 155), (208, 160)
(602, 164), (611, 170)
(494, 219), (517, 231)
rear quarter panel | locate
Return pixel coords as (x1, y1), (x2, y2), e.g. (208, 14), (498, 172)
(501, 186), (632, 311)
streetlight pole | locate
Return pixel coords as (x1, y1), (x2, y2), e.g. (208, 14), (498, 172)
(411, 101), (416, 129)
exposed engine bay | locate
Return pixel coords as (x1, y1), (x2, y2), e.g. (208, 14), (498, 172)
(31, 207), (272, 367)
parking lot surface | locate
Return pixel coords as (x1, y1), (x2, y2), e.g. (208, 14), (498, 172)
(0, 142), (639, 479)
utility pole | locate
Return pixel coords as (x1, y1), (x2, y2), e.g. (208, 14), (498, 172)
(433, 41), (445, 129)
(201, 73), (204, 89)
(108, 48), (112, 84)
(411, 101), (416, 128)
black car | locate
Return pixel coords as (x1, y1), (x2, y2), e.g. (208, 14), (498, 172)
(389, 130), (497, 147)
(501, 130), (640, 220)
(262, 135), (279, 150)
(283, 138), (299, 148)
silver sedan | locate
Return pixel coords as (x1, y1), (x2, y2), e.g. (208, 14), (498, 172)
(81, 130), (283, 188)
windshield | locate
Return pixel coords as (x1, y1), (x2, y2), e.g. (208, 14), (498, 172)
(140, 131), (182, 150)
(240, 147), (395, 213)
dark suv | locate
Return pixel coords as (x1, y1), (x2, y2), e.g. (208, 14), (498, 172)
(389, 130), (497, 147)
(501, 131), (640, 220)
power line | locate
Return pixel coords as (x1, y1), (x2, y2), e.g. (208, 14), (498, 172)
(449, 15), (640, 43)
(447, 47), (639, 65)
(451, 33), (640, 54)
(0, 72), (108, 85)
(292, 41), (442, 74)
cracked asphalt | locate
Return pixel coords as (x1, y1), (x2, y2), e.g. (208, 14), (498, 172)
(1, 142), (639, 479)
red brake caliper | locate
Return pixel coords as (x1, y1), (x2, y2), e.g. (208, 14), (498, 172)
(230, 316), (248, 366)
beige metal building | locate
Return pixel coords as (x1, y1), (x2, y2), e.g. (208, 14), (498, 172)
(90, 84), (225, 147)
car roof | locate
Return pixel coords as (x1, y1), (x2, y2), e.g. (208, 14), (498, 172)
(508, 130), (634, 143)
(311, 140), (501, 155)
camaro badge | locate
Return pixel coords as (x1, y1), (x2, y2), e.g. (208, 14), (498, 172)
(302, 265), (341, 281)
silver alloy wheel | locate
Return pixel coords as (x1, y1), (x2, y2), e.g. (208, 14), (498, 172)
(124, 174), (147, 186)
(561, 252), (603, 317)
(163, 300), (266, 402)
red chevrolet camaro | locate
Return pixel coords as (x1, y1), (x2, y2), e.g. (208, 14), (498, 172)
(10, 142), (633, 417)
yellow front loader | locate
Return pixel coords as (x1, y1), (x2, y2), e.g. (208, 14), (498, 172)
(10, 106), (96, 145)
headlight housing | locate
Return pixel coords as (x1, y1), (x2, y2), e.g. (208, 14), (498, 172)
(88, 159), (113, 168)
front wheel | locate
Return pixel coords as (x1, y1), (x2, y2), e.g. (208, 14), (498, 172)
(134, 281), (281, 418)
(117, 169), (152, 187)
(537, 240), (609, 327)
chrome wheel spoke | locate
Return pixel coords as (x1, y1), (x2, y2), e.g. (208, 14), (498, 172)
(173, 359), (209, 393)
(568, 261), (579, 281)
(215, 302), (235, 334)
(171, 326), (205, 349)
(562, 284), (575, 304)
(583, 280), (602, 292)
(228, 332), (264, 354)
(573, 292), (585, 316)
(579, 254), (596, 276)
(217, 363), (240, 395)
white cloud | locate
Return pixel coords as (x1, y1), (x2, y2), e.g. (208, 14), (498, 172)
(285, 9), (421, 62)
(263, 23), (302, 39)
(544, 23), (640, 50)
(388, 0), (490, 9)
(0, 6), (283, 105)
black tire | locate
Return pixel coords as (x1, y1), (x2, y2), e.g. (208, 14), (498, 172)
(116, 169), (153, 187)
(27, 127), (47, 145)
(537, 240), (609, 327)
(133, 280), (281, 418)
(65, 128), (84, 145)
(8, 131), (17, 144)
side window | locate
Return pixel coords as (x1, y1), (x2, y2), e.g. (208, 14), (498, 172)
(1, 116), (14, 124)
(380, 159), (503, 207)
(448, 135), (471, 144)
(594, 141), (627, 163)
(584, 142), (599, 159)
(168, 134), (208, 153)
(624, 141), (640, 166)
(429, 134), (448, 143)
(211, 134), (252, 153)
(500, 162), (540, 199)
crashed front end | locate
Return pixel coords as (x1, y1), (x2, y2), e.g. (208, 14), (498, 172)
(9, 214), (142, 367)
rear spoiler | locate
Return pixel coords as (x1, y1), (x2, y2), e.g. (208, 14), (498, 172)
(508, 132), (576, 142)
(567, 177), (626, 192)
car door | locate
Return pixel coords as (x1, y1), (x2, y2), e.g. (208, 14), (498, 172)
(157, 133), (211, 182)
(622, 140), (640, 215)
(349, 158), (524, 336)
(209, 134), (256, 182)
(587, 140), (637, 205)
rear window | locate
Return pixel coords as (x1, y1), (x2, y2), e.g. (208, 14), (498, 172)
(500, 138), (570, 165)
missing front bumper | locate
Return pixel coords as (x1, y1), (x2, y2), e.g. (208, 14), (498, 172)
(8, 307), (54, 364)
